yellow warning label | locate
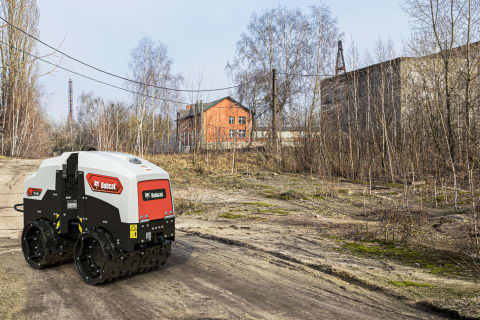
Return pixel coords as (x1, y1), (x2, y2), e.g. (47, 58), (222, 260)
(130, 224), (137, 238)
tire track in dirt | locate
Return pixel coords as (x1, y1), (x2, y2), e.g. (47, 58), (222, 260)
(1, 232), (445, 320)
(175, 229), (448, 319)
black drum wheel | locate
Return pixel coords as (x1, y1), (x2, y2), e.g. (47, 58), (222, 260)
(22, 219), (60, 269)
(74, 230), (114, 285)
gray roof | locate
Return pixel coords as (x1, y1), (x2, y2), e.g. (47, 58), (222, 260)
(178, 96), (249, 120)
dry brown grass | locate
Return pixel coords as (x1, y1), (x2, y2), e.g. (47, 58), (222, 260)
(146, 151), (274, 176)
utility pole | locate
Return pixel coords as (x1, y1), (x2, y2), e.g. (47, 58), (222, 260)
(68, 79), (73, 151)
(176, 111), (179, 153)
(200, 100), (204, 150)
(271, 68), (278, 153)
(68, 79), (73, 124)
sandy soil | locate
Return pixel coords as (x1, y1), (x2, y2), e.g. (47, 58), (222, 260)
(0, 158), (464, 319)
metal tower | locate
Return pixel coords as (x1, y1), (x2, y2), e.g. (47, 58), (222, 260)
(335, 40), (346, 75)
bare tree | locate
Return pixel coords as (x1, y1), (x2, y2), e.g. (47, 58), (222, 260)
(127, 37), (183, 157)
(0, 0), (50, 157)
(228, 4), (339, 157)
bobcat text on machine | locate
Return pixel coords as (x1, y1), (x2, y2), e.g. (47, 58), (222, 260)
(14, 151), (175, 285)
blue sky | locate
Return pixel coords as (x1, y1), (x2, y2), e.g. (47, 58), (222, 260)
(36, 0), (409, 121)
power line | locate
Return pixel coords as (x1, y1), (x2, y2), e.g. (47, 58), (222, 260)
(277, 71), (336, 77)
(0, 16), (268, 93)
(0, 40), (190, 105)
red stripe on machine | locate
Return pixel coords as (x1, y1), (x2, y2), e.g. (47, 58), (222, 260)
(86, 173), (123, 194)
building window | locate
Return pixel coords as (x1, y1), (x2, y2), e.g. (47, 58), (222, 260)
(229, 129), (235, 138)
(238, 116), (246, 124)
(229, 116), (235, 124)
(238, 130), (246, 139)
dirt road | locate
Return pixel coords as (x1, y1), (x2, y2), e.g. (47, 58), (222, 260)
(0, 158), (447, 319)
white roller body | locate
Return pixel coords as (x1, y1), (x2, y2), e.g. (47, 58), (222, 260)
(24, 151), (170, 223)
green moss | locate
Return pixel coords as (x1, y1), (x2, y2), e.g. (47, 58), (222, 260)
(424, 263), (456, 275)
(219, 212), (244, 219)
(183, 209), (205, 216)
(341, 241), (462, 277)
(389, 280), (433, 288)
(260, 208), (290, 215)
(244, 201), (273, 208)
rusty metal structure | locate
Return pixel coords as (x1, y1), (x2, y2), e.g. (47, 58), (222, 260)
(335, 40), (346, 75)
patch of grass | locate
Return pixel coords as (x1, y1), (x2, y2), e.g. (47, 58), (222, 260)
(312, 194), (325, 200)
(387, 191), (401, 196)
(351, 179), (369, 185)
(260, 208), (290, 215)
(424, 263), (456, 275)
(383, 182), (404, 189)
(341, 241), (464, 277)
(174, 198), (205, 216)
(389, 280), (433, 288)
(219, 212), (244, 219)
(267, 190), (307, 200)
(337, 189), (349, 194)
(327, 235), (343, 242)
(343, 242), (391, 255)
(183, 209), (205, 216)
(244, 201), (273, 208)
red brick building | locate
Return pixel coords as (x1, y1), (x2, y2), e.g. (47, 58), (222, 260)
(177, 97), (251, 150)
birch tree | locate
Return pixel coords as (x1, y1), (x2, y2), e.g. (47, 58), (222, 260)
(0, 0), (50, 157)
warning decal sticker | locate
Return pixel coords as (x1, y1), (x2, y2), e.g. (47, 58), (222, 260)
(130, 224), (137, 238)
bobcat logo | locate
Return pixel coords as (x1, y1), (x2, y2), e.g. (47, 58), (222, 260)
(86, 173), (123, 194)
(142, 189), (166, 201)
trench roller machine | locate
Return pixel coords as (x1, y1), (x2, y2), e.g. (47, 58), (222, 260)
(14, 151), (175, 285)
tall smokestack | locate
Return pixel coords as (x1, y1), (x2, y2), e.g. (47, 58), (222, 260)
(68, 79), (73, 124)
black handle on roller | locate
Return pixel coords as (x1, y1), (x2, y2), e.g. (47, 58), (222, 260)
(13, 203), (24, 213)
